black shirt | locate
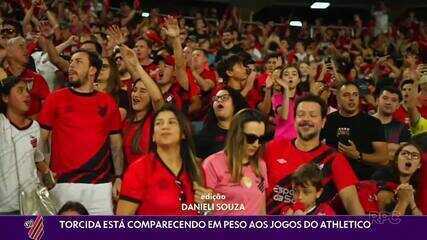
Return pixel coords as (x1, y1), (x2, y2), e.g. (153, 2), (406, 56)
(195, 123), (228, 160)
(382, 120), (411, 144)
(321, 112), (386, 180)
(215, 45), (243, 63)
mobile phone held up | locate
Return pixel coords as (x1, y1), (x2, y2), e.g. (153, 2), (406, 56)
(337, 127), (351, 146)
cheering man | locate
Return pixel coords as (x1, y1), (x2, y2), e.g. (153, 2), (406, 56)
(39, 50), (124, 214)
(264, 95), (365, 215)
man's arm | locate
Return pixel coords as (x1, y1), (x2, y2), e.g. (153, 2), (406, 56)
(338, 185), (365, 215)
(109, 133), (124, 200)
(192, 70), (215, 92)
(38, 36), (69, 72)
(109, 134), (124, 178)
(361, 141), (389, 166)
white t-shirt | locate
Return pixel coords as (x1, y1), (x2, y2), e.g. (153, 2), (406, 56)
(32, 51), (58, 91)
(0, 114), (42, 212)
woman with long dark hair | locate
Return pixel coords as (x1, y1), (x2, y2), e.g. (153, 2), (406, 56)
(368, 143), (423, 215)
(195, 87), (247, 159)
(117, 45), (164, 166)
(198, 109), (269, 215)
(117, 104), (204, 215)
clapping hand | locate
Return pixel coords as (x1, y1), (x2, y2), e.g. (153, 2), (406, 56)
(119, 44), (140, 72)
(162, 15), (180, 39)
(107, 25), (126, 47)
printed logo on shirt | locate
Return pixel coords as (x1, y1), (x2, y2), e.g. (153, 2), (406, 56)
(166, 95), (173, 103)
(97, 105), (108, 118)
(276, 158), (287, 164)
(30, 136), (37, 148)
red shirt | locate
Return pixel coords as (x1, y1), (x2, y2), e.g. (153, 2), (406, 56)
(11, 68), (50, 116)
(120, 153), (197, 215)
(184, 68), (202, 102)
(122, 113), (154, 166)
(142, 62), (158, 75)
(281, 202), (336, 215)
(38, 88), (122, 183)
(256, 72), (269, 89)
(164, 83), (184, 110)
(393, 106), (410, 127)
(263, 139), (358, 215)
(187, 67), (217, 120)
(246, 88), (262, 109)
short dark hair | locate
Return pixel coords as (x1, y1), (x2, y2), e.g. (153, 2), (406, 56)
(377, 86), (402, 101)
(72, 49), (103, 81)
(0, 76), (22, 113)
(58, 201), (89, 215)
(264, 53), (281, 62)
(81, 40), (103, 55)
(217, 54), (244, 82)
(291, 163), (324, 191)
(400, 79), (414, 90)
(295, 94), (328, 118)
(336, 80), (359, 94)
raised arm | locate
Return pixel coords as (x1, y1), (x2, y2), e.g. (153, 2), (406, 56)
(120, 44), (165, 111)
(37, 36), (69, 72)
(163, 16), (189, 91)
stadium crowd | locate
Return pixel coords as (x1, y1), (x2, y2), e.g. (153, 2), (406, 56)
(0, 0), (426, 216)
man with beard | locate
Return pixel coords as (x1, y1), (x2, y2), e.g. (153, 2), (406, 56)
(322, 81), (388, 180)
(38, 50), (124, 214)
(264, 95), (364, 215)
(215, 28), (243, 63)
(373, 87), (411, 160)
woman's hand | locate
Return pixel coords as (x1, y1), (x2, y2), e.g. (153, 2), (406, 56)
(193, 182), (214, 204)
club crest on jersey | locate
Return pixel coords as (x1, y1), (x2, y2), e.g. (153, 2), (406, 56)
(30, 136), (37, 148)
(98, 105), (108, 118)
(276, 158), (287, 164)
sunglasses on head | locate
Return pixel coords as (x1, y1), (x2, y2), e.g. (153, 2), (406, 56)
(244, 133), (269, 144)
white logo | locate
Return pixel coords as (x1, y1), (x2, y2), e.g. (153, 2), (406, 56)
(276, 158), (287, 164)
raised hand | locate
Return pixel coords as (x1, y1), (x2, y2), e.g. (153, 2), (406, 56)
(66, 35), (79, 46)
(106, 25), (126, 47)
(162, 15), (180, 39)
(119, 44), (140, 72)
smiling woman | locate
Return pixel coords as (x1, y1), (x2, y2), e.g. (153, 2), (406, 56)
(117, 104), (204, 215)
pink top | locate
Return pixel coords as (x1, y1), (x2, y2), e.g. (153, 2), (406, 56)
(272, 93), (297, 140)
(202, 151), (268, 215)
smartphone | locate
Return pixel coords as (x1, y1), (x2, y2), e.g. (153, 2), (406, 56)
(337, 127), (351, 146)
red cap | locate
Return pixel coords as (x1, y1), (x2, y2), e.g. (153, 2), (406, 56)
(145, 30), (163, 44)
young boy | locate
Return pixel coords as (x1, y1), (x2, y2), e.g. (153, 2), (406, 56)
(282, 163), (336, 215)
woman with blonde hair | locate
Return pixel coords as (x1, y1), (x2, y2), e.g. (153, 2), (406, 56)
(198, 109), (270, 215)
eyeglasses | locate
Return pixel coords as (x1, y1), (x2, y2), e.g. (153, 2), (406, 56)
(400, 150), (420, 160)
(212, 94), (230, 102)
(244, 133), (268, 144)
(175, 179), (186, 203)
(1, 28), (15, 35)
